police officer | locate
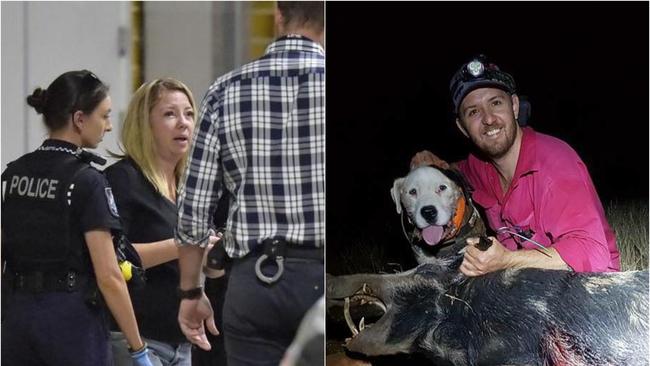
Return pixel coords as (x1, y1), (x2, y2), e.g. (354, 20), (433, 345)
(1, 70), (153, 366)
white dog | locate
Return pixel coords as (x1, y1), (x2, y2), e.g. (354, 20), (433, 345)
(390, 166), (483, 263)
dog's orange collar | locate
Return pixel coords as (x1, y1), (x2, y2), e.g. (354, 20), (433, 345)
(445, 195), (466, 239)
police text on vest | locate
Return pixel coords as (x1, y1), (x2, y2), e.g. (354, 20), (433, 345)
(9, 176), (58, 199)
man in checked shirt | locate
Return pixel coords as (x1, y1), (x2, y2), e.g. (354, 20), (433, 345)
(175, 2), (324, 365)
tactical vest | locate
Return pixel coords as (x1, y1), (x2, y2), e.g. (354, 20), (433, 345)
(2, 150), (92, 273)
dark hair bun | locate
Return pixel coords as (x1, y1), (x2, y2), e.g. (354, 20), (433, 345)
(26, 88), (48, 114)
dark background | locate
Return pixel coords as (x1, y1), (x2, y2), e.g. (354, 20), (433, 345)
(326, 2), (649, 274)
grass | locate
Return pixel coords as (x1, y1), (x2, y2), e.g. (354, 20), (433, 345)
(606, 199), (649, 271)
(334, 238), (412, 275)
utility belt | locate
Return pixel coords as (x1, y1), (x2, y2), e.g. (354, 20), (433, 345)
(251, 238), (323, 285)
(6, 270), (90, 293)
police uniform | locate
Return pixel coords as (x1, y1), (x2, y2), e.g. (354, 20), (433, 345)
(1, 139), (121, 366)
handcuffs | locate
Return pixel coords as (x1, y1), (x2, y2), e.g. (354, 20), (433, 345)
(254, 239), (286, 285)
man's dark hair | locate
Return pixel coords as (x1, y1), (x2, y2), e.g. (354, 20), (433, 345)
(277, 1), (324, 31)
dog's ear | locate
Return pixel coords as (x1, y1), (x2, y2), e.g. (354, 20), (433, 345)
(439, 168), (473, 194)
(390, 177), (405, 214)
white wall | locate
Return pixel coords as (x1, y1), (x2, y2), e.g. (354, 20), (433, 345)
(1, 2), (131, 169)
(143, 2), (248, 104)
(1, 2), (27, 168)
(2, 1), (251, 170)
(144, 2), (214, 102)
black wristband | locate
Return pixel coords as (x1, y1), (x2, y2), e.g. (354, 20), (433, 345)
(177, 286), (203, 300)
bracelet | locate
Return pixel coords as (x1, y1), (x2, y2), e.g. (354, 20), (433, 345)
(177, 286), (203, 300)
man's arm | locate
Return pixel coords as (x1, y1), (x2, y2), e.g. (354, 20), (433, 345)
(461, 236), (569, 277)
(538, 175), (613, 272)
(176, 93), (224, 248)
(178, 245), (205, 293)
(175, 93), (223, 350)
(461, 164), (614, 276)
(177, 245), (218, 350)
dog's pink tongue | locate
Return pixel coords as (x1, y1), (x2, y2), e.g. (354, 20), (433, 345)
(422, 225), (444, 246)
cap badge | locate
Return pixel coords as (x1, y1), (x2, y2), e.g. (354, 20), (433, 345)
(467, 60), (484, 77)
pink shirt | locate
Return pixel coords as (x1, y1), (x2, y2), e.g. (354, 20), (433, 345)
(458, 127), (620, 272)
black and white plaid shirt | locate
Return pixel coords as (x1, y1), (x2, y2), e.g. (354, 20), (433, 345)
(176, 35), (325, 258)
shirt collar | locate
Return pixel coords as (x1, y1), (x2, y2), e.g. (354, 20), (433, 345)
(41, 139), (81, 151)
(513, 126), (540, 178)
(265, 34), (324, 57)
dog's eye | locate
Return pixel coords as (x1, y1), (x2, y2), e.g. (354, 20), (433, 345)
(409, 188), (417, 196)
(439, 185), (447, 192)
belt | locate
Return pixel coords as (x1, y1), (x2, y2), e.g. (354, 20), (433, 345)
(10, 270), (88, 293)
(253, 239), (323, 285)
(253, 238), (324, 261)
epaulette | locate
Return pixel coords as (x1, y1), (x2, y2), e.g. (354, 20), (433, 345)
(78, 150), (107, 166)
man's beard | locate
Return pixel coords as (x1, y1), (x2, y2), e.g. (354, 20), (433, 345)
(472, 122), (517, 160)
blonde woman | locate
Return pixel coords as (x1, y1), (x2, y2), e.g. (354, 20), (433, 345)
(105, 78), (204, 365)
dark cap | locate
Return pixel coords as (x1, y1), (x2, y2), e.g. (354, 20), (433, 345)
(449, 55), (516, 114)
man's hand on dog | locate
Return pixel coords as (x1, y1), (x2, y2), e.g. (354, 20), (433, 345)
(461, 236), (513, 277)
(410, 150), (450, 170)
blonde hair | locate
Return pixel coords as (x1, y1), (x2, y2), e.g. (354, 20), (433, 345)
(112, 78), (196, 199)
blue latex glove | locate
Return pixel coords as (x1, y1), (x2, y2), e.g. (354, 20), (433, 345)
(130, 345), (154, 366)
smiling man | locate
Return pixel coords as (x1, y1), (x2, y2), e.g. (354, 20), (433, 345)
(412, 55), (620, 276)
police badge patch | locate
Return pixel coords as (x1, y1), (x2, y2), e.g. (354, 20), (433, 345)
(105, 187), (120, 217)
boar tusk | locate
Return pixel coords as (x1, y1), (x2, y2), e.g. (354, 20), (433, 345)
(344, 297), (359, 336)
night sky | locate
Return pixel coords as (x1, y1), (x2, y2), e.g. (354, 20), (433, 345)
(325, 2), (649, 273)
